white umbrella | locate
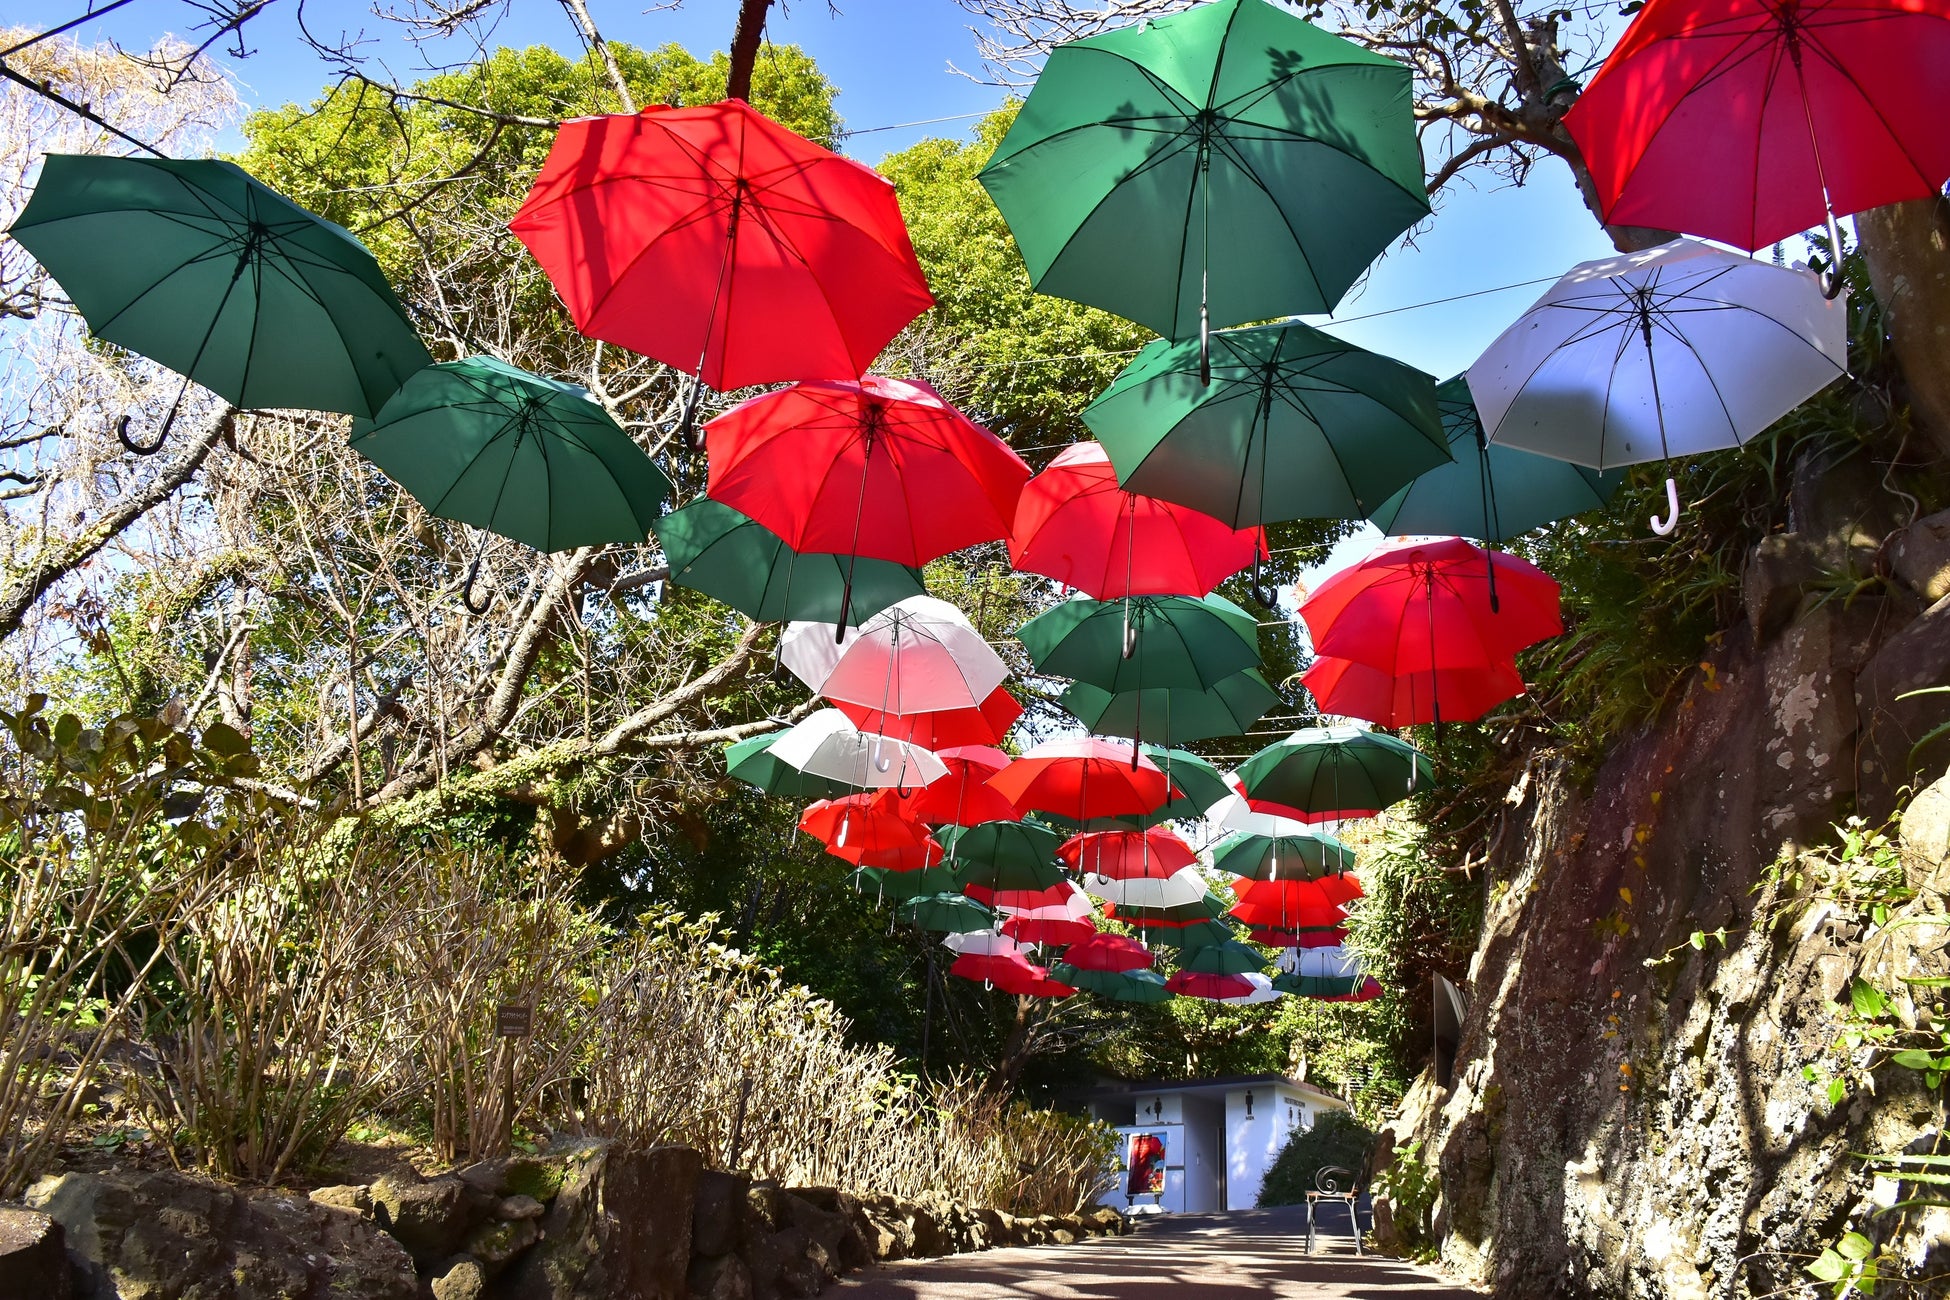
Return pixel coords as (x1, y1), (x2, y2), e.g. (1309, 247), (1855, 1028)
(1216, 971), (1284, 1005)
(766, 709), (948, 789)
(1206, 791), (1338, 839)
(780, 595), (1008, 713)
(1079, 868), (1208, 909)
(942, 930), (1026, 957)
(996, 888), (1097, 923)
(1467, 238), (1846, 530)
(1277, 945), (1366, 979)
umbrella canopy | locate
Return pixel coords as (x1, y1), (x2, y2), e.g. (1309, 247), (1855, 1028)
(1234, 726), (1431, 818)
(967, 880), (1080, 913)
(1150, 918), (1242, 951)
(943, 821), (1069, 893)
(831, 839), (947, 871)
(770, 710), (948, 790)
(1206, 791), (1334, 836)
(894, 747), (1021, 827)
(1217, 971), (1285, 1004)
(724, 730), (856, 800)
(1083, 870), (1212, 909)
(1250, 925), (1349, 948)
(1003, 914), (1099, 946)
(1274, 945), (1377, 998)
(1050, 963), (1174, 1002)
(10, 155), (431, 428)
(705, 377), (1030, 600)
(1107, 893), (1234, 928)
(1303, 655), (1525, 729)
(1060, 932), (1155, 973)
(948, 950), (1037, 986)
(781, 596), (1008, 715)
(1211, 831), (1356, 882)
(1086, 322), (1446, 530)
(897, 892), (995, 933)
(1059, 829), (1199, 880)
(847, 864), (960, 901)
(1060, 669), (1280, 746)
(1366, 377), (1624, 542)
(1165, 969), (1257, 1001)
(799, 794), (933, 855)
(1017, 594), (1262, 694)
(350, 356), (669, 552)
(836, 687), (1022, 749)
(1141, 746), (1233, 821)
(509, 99), (931, 390)
(1300, 536), (1562, 679)
(1229, 875), (1362, 929)
(1008, 442), (1266, 599)
(1179, 939), (1265, 976)
(1467, 239), (1848, 470)
(986, 738), (1179, 820)
(1562, 0), (1950, 252)
(654, 498), (924, 626)
(976, 0), (1428, 338)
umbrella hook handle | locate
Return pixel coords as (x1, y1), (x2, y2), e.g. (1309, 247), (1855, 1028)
(460, 556), (493, 614)
(1649, 477), (1681, 536)
(115, 412), (171, 456)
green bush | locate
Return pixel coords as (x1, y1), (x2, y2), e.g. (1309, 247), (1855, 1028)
(1255, 1109), (1376, 1206)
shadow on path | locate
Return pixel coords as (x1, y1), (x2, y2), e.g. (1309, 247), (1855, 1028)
(831, 1206), (1484, 1299)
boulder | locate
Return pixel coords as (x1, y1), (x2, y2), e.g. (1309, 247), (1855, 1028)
(499, 1194), (546, 1222)
(1889, 507), (1950, 603)
(1903, 772), (1950, 887)
(462, 1212), (543, 1272)
(907, 1199), (945, 1257)
(0, 1206), (71, 1300)
(742, 1226), (823, 1299)
(309, 1184), (372, 1216)
(1856, 594), (1950, 818)
(498, 1141), (700, 1300)
(433, 1256), (487, 1300)
(687, 1250), (754, 1300)
(692, 1170), (749, 1258)
(27, 1168), (416, 1300)
(777, 1189), (870, 1272)
(370, 1171), (484, 1265)
(861, 1212), (910, 1261)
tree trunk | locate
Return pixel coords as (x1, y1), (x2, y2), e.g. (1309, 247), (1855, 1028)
(725, 0), (774, 102)
(1856, 196), (1950, 464)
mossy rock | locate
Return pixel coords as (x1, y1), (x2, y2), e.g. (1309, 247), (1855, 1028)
(503, 1157), (565, 1204)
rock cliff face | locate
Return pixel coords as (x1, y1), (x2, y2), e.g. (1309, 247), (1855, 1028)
(1392, 493), (1950, 1298)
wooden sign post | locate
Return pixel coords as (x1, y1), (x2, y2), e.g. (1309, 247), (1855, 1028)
(496, 1003), (532, 1153)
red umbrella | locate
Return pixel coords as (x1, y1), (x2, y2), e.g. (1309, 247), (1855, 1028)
(1321, 976), (1384, 1003)
(965, 880), (1078, 911)
(836, 687), (1023, 749)
(985, 738), (1179, 820)
(949, 951), (1075, 997)
(826, 838), (946, 871)
(1003, 915), (1098, 946)
(1299, 537), (1560, 724)
(1249, 926), (1349, 949)
(1563, 0), (1950, 255)
(1228, 878), (1353, 930)
(1302, 655), (1524, 728)
(897, 747), (1023, 827)
(706, 377), (1031, 625)
(510, 100), (932, 392)
(1060, 931), (1155, 972)
(1057, 829), (1198, 880)
(1165, 970), (1255, 1001)
(798, 794), (931, 856)
(1008, 442), (1266, 598)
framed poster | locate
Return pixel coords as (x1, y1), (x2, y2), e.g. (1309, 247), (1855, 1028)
(1125, 1130), (1168, 1197)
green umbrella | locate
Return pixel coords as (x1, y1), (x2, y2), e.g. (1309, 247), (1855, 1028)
(977, 0), (1427, 363)
(9, 155), (432, 453)
(351, 356), (669, 557)
(1140, 746), (1232, 822)
(846, 865), (961, 901)
(1211, 830), (1355, 881)
(723, 731), (856, 800)
(1087, 321), (1446, 530)
(654, 498), (926, 626)
(941, 821), (1067, 893)
(1273, 970), (1371, 999)
(1368, 377), (1625, 542)
(1113, 892), (1232, 927)
(1148, 918), (1238, 951)
(1235, 725), (1430, 816)
(1017, 594), (1260, 694)
(1061, 669), (1280, 745)
(1178, 940), (1264, 976)
(1050, 963), (1174, 1003)
(897, 892), (996, 933)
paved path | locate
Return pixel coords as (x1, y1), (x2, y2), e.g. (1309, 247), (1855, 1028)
(831, 1206), (1483, 1299)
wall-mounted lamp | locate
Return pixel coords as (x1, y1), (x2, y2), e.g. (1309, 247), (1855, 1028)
(1244, 1090), (1254, 1118)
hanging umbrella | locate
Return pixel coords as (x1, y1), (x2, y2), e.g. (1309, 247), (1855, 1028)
(967, 880), (1080, 913)
(1234, 726), (1431, 818)
(847, 865), (960, 901)
(897, 892), (996, 933)
(653, 499), (924, 626)
(1050, 964), (1174, 1003)
(1017, 594), (1262, 695)
(1149, 918), (1242, 951)
(1249, 925), (1349, 949)
(770, 710), (948, 790)
(1562, 0), (1950, 259)
(724, 731), (857, 800)
(1106, 893), (1233, 928)
(1210, 831), (1355, 882)
(1084, 870), (1213, 909)
(1003, 913), (1099, 946)
(831, 839), (947, 871)
(986, 738), (1179, 820)
(1165, 969), (1257, 1001)
(1008, 442), (1266, 598)
(836, 687), (1022, 750)
(948, 950), (1039, 986)
(1303, 655), (1524, 729)
(944, 930), (1028, 957)
(1060, 932), (1155, 973)
(943, 821), (1069, 894)
(781, 596), (1008, 715)
(706, 377), (1030, 627)
(893, 747), (1022, 827)
(1217, 972), (1286, 1005)
(1273, 945), (1378, 998)
(1366, 377), (1624, 542)
(1086, 322), (1446, 530)
(1178, 939), (1265, 977)
(10, 155), (432, 452)
(509, 99), (932, 392)
(799, 794), (933, 855)
(1060, 669), (1280, 746)
(1467, 239), (1846, 529)
(1058, 829), (1199, 880)
(1229, 876), (1361, 929)
(1299, 537), (1561, 710)
(976, 0), (1428, 364)
(1140, 745), (1233, 822)
(1206, 791), (1335, 835)
(350, 357), (669, 565)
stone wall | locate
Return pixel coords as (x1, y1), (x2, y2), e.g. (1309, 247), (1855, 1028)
(1375, 491), (1950, 1296)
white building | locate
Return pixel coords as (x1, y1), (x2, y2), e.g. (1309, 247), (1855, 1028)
(1071, 1073), (1349, 1213)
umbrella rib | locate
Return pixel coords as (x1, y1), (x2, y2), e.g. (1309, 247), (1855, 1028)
(1800, 25), (1943, 193)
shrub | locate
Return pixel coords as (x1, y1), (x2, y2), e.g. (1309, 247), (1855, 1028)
(1256, 1109), (1377, 1207)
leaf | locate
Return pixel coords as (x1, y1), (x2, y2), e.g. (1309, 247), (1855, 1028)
(1808, 1248), (1848, 1282)
(1890, 1049), (1939, 1070)
(1828, 1078), (1848, 1107)
(200, 722), (251, 758)
(1619, 887), (1633, 905)
(1690, 931), (1706, 950)
(1851, 979), (1890, 1018)
(1838, 1232), (1873, 1262)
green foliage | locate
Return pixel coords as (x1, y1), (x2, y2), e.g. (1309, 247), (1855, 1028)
(1808, 1230), (1885, 1295)
(1374, 1139), (1441, 1257)
(1256, 1109), (1377, 1206)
